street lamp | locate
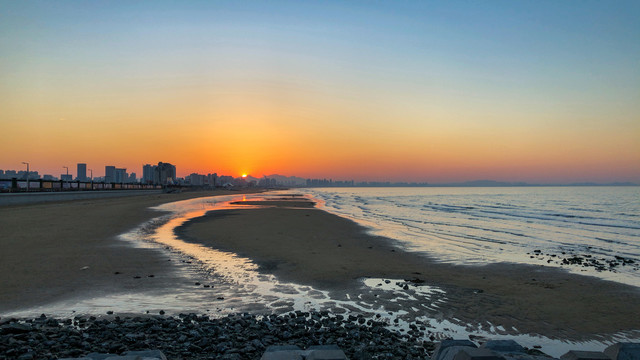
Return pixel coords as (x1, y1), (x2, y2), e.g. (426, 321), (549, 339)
(22, 162), (29, 192)
(89, 169), (93, 189)
(63, 166), (69, 180)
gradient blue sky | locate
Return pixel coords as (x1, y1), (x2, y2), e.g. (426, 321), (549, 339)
(1, 1), (639, 182)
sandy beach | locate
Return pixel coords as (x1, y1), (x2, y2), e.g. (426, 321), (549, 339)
(0, 189), (261, 313)
(2, 191), (639, 343)
(177, 196), (640, 339)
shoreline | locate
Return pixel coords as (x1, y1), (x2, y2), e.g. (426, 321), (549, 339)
(2, 190), (639, 355)
(176, 196), (640, 339)
(0, 189), (263, 313)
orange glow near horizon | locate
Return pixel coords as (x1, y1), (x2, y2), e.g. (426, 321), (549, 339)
(2, 106), (639, 183)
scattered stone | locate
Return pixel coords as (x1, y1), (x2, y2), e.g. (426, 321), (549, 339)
(528, 251), (638, 273)
(2, 313), (637, 360)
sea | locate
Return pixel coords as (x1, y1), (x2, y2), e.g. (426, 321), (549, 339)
(304, 186), (640, 287)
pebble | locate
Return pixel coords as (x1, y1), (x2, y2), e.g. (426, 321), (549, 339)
(0, 311), (435, 359)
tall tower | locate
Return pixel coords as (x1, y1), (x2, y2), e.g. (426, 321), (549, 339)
(77, 163), (87, 181)
(142, 164), (155, 184)
(105, 166), (115, 183)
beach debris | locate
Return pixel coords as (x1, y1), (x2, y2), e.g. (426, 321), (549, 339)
(80, 266), (89, 270)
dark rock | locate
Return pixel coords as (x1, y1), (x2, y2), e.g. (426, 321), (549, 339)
(481, 340), (526, 354)
(604, 343), (640, 360)
(122, 350), (168, 360)
(433, 339), (477, 360)
(1, 323), (34, 334)
(561, 350), (611, 360)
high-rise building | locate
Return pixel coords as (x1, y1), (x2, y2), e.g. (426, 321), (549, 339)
(77, 163), (87, 181)
(114, 168), (127, 183)
(153, 162), (176, 185)
(105, 166), (115, 183)
(142, 164), (155, 184)
(189, 173), (206, 186)
(207, 173), (218, 187)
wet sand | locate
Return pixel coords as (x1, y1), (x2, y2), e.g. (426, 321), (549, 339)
(178, 197), (640, 338)
(0, 189), (261, 313)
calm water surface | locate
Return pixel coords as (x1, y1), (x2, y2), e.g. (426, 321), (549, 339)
(305, 187), (640, 287)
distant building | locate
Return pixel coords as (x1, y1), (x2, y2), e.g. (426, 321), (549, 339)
(153, 162), (176, 185)
(105, 166), (116, 183)
(259, 177), (278, 187)
(114, 168), (127, 183)
(77, 163), (87, 181)
(189, 173), (206, 186)
(207, 173), (218, 187)
(42, 174), (56, 181)
(19, 170), (39, 180)
(61, 174), (72, 181)
(2, 170), (17, 179)
(142, 164), (155, 184)
(129, 172), (137, 183)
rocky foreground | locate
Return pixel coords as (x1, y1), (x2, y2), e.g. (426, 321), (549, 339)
(2, 312), (639, 360)
(2, 311), (438, 359)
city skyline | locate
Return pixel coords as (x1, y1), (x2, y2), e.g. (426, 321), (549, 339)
(1, 1), (639, 184)
(1, 160), (637, 187)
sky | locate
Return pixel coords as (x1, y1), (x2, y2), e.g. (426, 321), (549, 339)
(1, 0), (639, 183)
